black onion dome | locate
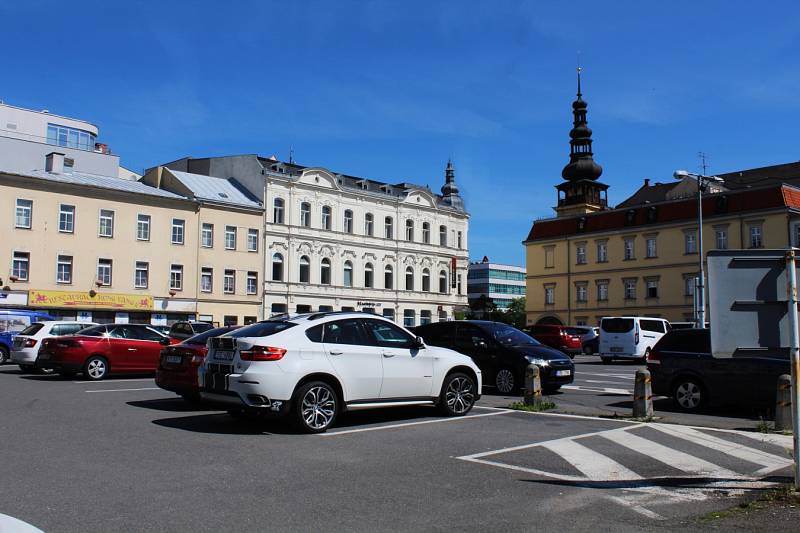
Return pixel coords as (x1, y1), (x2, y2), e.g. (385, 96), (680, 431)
(561, 69), (603, 182)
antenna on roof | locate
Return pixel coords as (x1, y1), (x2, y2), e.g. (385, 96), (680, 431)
(698, 152), (710, 175)
(288, 146), (295, 165)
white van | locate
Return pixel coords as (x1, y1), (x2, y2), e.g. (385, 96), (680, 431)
(598, 317), (670, 364)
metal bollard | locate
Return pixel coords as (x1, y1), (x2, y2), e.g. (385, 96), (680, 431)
(633, 369), (653, 418)
(524, 364), (542, 406)
(775, 374), (792, 432)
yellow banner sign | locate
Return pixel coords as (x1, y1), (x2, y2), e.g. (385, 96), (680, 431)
(28, 290), (154, 311)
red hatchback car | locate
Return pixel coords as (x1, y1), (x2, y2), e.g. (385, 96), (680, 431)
(523, 324), (582, 358)
(38, 324), (179, 380)
(155, 326), (239, 402)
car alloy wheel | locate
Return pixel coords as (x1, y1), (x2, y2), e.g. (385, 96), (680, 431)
(0, 347), (8, 364)
(673, 379), (703, 411)
(445, 375), (475, 415)
(298, 382), (337, 433)
(495, 368), (516, 394)
(84, 357), (108, 380)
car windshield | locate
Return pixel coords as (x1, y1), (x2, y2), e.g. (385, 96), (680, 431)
(191, 322), (214, 333)
(492, 324), (541, 346)
(19, 323), (45, 336)
(226, 321), (296, 338)
(184, 326), (239, 345)
(602, 318), (635, 333)
(0, 315), (31, 333)
(566, 327), (588, 336)
(77, 325), (107, 337)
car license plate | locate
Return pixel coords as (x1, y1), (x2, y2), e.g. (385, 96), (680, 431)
(215, 350), (234, 361)
(38, 352), (51, 360)
(555, 370), (571, 377)
(610, 347), (624, 353)
(165, 355), (182, 364)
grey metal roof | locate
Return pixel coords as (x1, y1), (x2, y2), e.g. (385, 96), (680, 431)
(1, 167), (187, 200)
(168, 169), (262, 209)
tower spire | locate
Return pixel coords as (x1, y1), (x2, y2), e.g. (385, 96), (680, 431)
(576, 65), (582, 99)
(441, 159), (464, 210)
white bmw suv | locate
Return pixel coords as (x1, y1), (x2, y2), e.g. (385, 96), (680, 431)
(199, 312), (482, 433)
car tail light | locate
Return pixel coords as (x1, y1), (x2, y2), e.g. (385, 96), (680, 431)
(634, 324), (640, 345)
(191, 355), (205, 364)
(239, 346), (287, 361)
(23, 338), (38, 348)
(647, 349), (660, 364)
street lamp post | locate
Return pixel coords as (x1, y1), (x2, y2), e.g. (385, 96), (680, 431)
(674, 170), (724, 328)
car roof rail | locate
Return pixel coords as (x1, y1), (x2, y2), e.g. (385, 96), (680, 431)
(306, 310), (380, 321)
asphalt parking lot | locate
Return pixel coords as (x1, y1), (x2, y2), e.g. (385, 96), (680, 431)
(0, 360), (794, 533)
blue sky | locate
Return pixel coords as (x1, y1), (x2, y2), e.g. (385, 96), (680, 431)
(3, 1), (799, 266)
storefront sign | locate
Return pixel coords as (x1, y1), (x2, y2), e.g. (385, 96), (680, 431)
(450, 257), (457, 288)
(28, 290), (153, 310)
(356, 301), (381, 307)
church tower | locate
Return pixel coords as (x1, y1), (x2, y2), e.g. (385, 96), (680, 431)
(554, 68), (609, 217)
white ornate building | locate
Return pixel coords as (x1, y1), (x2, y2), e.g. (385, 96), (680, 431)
(162, 156), (470, 326)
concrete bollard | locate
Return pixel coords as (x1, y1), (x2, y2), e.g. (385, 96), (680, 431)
(524, 364), (542, 406)
(775, 374), (792, 432)
(633, 369), (653, 418)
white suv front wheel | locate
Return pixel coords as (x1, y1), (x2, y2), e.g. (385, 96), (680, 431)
(293, 381), (339, 434)
(439, 372), (477, 416)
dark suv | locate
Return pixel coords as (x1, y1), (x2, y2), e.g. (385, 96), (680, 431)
(414, 320), (574, 394)
(648, 328), (789, 412)
(168, 321), (214, 341)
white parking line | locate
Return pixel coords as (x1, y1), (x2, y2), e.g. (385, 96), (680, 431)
(562, 385), (632, 395)
(75, 378), (155, 384)
(579, 379), (633, 386)
(321, 409), (514, 436)
(85, 387), (161, 393)
(577, 372), (635, 380)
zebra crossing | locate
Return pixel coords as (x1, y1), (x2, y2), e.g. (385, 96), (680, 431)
(457, 421), (793, 519)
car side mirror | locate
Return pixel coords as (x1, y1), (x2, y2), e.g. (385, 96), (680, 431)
(414, 336), (426, 349)
(159, 337), (170, 346)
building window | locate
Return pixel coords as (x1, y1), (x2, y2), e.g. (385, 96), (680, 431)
(12, 252), (29, 281)
(385, 216), (394, 239)
(47, 123), (95, 150)
(273, 198), (284, 224)
(405, 220), (414, 241)
(300, 202), (311, 227)
(225, 226), (237, 250)
(457, 274), (463, 295)
(134, 261), (149, 289)
(422, 268), (430, 292)
(272, 253), (283, 281)
(98, 209), (114, 238)
(457, 231), (463, 249)
(171, 219), (185, 245)
(597, 241), (608, 263)
(97, 258), (112, 286)
(624, 279), (637, 300)
(749, 224), (763, 248)
(576, 243), (587, 265)
(646, 279), (659, 298)
(575, 283), (588, 302)
(685, 276), (696, 296)
(684, 230), (697, 254)
(623, 238), (635, 260)
(364, 263), (374, 288)
(201, 267), (213, 292)
(56, 255), (73, 284)
(544, 285), (555, 305)
(224, 315), (238, 326)
(59, 205), (75, 233)
(343, 210), (353, 233)
(136, 214), (150, 241)
(223, 269), (235, 294)
(201, 223), (213, 248)
(299, 256), (310, 283)
(439, 270), (447, 293)
(320, 258), (331, 285)
(646, 237), (657, 258)
(403, 309), (416, 328)
(422, 223), (430, 244)
(321, 206), (332, 230)
(544, 247), (555, 268)
(597, 281), (608, 301)
(439, 225), (447, 246)
(420, 310), (432, 325)
(365, 213), (374, 236)
(343, 261), (353, 287)
(715, 228), (728, 249)
(405, 267), (414, 291)
(384, 265), (393, 289)
(170, 264), (183, 290)
(246, 272), (258, 295)
(247, 229), (258, 252)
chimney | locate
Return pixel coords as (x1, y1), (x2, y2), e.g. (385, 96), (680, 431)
(46, 152), (65, 173)
(643, 178), (650, 187)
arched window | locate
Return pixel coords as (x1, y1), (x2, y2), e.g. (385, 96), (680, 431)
(321, 206), (332, 230)
(364, 263), (374, 288)
(299, 256), (310, 283)
(405, 219), (414, 241)
(300, 202), (311, 227)
(320, 258), (331, 285)
(422, 222), (430, 244)
(343, 210), (353, 233)
(439, 225), (447, 246)
(405, 266), (414, 291)
(271, 253), (283, 281)
(439, 270), (447, 293)
(364, 213), (374, 236)
(273, 198), (284, 224)
(385, 216), (393, 239)
(384, 265), (393, 289)
(422, 268), (430, 292)
(343, 261), (353, 287)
